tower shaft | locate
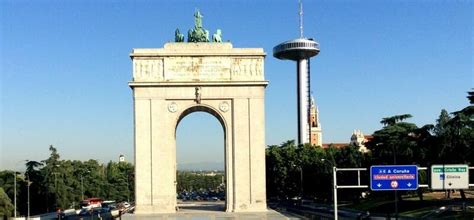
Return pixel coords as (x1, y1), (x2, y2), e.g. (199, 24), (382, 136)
(297, 59), (310, 144)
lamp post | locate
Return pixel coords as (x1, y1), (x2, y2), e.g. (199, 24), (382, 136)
(14, 159), (28, 218)
(291, 163), (304, 202)
(299, 166), (303, 200)
(126, 173), (130, 202)
(51, 164), (60, 211)
(321, 159), (337, 220)
(14, 171), (17, 219)
(81, 170), (90, 201)
(81, 176), (84, 201)
(27, 179), (32, 220)
(13, 168), (20, 218)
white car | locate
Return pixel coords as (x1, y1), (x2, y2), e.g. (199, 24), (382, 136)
(122, 202), (131, 208)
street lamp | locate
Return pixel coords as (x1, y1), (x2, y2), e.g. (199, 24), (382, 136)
(125, 173), (130, 202)
(81, 170), (90, 201)
(14, 159), (28, 218)
(13, 172), (18, 218)
(27, 179), (32, 220)
(321, 159), (337, 219)
(51, 164), (60, 211)
(299, 166), (303, 199)
(13, 171), (18, 218)
(291, 164), (303, 201)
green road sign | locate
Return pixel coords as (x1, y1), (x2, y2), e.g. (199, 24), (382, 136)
(431, 164), (469, 190)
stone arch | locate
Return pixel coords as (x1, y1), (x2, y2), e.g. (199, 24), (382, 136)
(130, 43), (268, 214)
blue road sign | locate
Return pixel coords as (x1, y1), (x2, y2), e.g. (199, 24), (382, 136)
(370, 165), (418, 191)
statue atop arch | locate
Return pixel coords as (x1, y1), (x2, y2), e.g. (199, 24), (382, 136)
(213, 29), (222, 42)
(174, 9), (224, 43)
(194, 10), (203, 28)
(187, 9), (209, 42)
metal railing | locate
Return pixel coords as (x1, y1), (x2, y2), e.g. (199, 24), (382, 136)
(273, 40), (320, 54)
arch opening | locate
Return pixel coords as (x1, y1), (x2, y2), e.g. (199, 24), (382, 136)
(174, 105), (227, 212)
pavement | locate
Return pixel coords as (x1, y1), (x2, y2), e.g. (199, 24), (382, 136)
(122, 202), (304, 220)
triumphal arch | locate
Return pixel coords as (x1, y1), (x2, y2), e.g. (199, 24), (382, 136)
(129, 40), (268, 213)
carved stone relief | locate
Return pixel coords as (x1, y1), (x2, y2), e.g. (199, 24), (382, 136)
(133, 59), (163, 81)
(231, 58), (263, 80)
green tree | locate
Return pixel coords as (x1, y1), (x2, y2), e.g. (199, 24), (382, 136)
(468, 89), (474, 104)
(443, 90), (474, 200)
(447, 93), (474, 164)
(265, 140), (367, 203)
(380, 114), (413, 126)
(432, 109), (452, 163)
(23, 160), (46, 214)
(266, 140), (299, 199)
(1, 146), (137, 215)
(0, 187), (14, 218)
(367, 114), (418, 165)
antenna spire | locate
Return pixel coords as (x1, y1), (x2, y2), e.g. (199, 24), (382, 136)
(299, 0), (304, 38)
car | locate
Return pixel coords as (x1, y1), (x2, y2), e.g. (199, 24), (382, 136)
(78, 208), (93, 216)
(102, 201), (117, 212)
(122, 202), (131, 208)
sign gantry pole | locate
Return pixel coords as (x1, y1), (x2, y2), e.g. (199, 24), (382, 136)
(333, 166), (337, 220)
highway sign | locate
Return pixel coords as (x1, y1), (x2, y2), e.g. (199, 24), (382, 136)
(431, 164), (469, 190)
(370, 165), (418, 191)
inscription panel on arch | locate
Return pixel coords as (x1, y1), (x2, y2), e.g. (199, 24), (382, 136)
(160, 57), (264, 82)
(164, 57), (231, 81)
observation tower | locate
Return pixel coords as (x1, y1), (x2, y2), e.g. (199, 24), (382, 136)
(273, 1), (320, 145)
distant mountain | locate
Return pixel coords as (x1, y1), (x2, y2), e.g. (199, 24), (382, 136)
(178, 161), (224, 171)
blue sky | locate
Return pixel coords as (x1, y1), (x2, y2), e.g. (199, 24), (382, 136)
(1, 0), (472, 170)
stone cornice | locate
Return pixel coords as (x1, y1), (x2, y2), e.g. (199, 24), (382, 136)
(130, 43), (266, 58)
(128, 81), (269, 88)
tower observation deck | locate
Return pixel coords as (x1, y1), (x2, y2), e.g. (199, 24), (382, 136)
(273, 38), (319, 61)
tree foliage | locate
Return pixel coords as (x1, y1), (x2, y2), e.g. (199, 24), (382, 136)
(266, 141), (368, 202)
(177, 171), (224, 193)
(0, 187), (14, 219)
(266, 90), (473, 203)
(367, 115), (418, 164)
(1, 146), (134, 216)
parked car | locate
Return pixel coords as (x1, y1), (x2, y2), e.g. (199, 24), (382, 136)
(122, 202), (131, 208)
